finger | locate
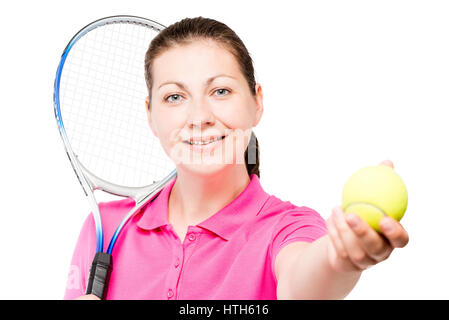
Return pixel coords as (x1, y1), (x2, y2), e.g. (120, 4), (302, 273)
(334, 206), (377, 270)
(326, 233), (354, 273)
(328, 210), (366, 272)
(327, 213), (361, 273)
(379, 159), (394, 169)
(345, 212), (392, 262)
(326, 213), (349, 261)
(380, 217), (409, 248)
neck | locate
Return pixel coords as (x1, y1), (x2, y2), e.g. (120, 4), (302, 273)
(168, 165), (251, 226)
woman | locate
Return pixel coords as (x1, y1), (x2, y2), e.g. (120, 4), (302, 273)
(65, 17), (409, 300)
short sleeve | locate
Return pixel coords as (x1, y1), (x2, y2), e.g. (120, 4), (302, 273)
(63, 213), (96, 300)
(270, 206), (328, 280)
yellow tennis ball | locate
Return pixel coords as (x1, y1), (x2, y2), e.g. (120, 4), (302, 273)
(342, 165), (408, 232)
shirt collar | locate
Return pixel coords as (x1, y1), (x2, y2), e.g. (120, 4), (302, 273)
(137, 174), (270, 241)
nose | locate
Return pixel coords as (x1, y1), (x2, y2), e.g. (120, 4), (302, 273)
(186, 99), (215, 129)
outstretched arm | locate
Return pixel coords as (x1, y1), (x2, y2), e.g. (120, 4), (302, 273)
(275, 160), (409, 299)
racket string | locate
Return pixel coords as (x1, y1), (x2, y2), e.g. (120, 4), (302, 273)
(59, 22), (173, 187)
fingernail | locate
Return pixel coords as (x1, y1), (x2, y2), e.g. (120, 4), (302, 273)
(381, 218), (394, 234)
(346, 214), (359, 229)
(333, 206), (343, 220)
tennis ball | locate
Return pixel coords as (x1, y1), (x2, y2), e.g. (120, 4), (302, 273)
(342, 165), (408, 232)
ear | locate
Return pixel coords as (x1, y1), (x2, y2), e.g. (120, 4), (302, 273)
(145, 96), (158, 138)
(252, 83), (264, 127)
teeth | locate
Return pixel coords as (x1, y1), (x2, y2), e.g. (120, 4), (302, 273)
(187, 136), (224, 145)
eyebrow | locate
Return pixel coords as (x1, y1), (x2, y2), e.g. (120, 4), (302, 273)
(157, 74), (237, 90)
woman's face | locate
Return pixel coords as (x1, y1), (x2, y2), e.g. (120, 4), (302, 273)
(147, 39), (263, 176)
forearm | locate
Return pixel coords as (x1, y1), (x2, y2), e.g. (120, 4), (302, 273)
(278, 235), (362, 300)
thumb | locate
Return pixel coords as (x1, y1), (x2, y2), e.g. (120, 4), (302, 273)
(379, 159), (394, 169)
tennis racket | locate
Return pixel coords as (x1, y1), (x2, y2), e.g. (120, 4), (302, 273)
(53, 16), (177, 299)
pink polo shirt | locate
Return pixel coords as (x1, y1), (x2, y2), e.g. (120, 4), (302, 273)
(64, 174), (327, 300)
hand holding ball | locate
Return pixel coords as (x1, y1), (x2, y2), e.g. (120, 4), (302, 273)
(342, 165), (408, 232)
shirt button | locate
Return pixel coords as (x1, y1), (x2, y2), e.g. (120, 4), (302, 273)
(188, 233), (196, 241)
(174, 257), (180, 268)
(167, 289), (174, 299)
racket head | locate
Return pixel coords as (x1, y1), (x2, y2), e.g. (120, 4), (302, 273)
(54, 16), (175, 193)
(53, 16), (177, 253)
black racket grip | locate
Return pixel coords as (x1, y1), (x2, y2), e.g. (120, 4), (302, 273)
(86, 252), (112, 299)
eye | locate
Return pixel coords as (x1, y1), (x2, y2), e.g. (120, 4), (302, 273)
(165, 94), (183, 103)
(214, 88), (230, 97)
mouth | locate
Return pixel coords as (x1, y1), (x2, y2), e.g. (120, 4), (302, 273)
(183, 135), (227, 146)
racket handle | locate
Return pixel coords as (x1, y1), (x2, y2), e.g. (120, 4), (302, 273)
(86, 252), (112, 299)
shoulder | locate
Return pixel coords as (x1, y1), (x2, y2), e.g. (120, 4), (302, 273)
(258, 195), (326, 228)
(97, 198), (136, 234)
(98, 197), (135, 213)
(246, 192), (328, 248)
(256, 195), (327, 249)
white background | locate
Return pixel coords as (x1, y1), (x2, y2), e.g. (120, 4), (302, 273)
(0, 0), (448, 299)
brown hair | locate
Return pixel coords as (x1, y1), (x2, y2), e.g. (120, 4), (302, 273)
(144, 17), (260, 178)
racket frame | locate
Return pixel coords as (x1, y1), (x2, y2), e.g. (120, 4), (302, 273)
(53, 15), (176, 255)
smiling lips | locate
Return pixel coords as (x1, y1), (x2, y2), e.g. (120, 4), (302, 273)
(183, 135), (227, 146)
